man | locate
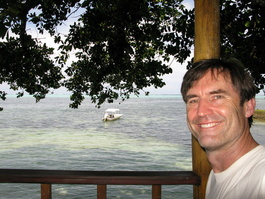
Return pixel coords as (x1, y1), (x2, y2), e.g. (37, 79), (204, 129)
(181, 59), (265, 199)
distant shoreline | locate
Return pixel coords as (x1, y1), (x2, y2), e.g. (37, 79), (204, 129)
(2, 94), (265, 98)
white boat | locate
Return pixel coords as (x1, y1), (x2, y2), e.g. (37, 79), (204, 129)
(102, 109), (123, 121)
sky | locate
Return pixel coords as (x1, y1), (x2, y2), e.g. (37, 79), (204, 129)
(0, 0), (194, 95)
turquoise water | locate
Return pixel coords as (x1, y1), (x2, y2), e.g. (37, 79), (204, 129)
(0, 95), (264, 198)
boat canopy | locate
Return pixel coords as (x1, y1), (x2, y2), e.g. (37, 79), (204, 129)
(105, 109), (120, 113)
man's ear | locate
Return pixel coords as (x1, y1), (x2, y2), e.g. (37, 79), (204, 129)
(245, 98), (256, 118)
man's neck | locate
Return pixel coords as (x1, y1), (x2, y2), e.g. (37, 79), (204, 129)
(206, 135), (258, 173)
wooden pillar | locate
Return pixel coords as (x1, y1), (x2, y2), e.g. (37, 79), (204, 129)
(194, 0), (220, 60)
(193, 0), (220, 199)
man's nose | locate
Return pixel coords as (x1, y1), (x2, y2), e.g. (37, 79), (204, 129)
(197, 99), (213, 117)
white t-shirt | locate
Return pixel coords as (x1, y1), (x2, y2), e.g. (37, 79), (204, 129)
(206, 145), (265, 199)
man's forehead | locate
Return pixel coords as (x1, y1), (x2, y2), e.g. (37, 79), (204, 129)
(188, 69), (236, 94)
(206, 68), (231, 81)
(193, 69), (231, 85)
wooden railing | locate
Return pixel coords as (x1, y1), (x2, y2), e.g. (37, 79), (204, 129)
(0, 169), (200, 199)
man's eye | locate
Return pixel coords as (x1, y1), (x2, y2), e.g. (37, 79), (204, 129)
(213, 95), (223, 100)
(188, 99), (199, 104)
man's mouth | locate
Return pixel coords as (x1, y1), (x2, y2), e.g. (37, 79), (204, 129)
(199, 122), (220, 128)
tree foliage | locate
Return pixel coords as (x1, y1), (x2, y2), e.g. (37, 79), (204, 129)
(0, 0), (80, 103)
(59, 0), (193, 108)
(0, 0), (264, 109)
(220, 0), (265, 91)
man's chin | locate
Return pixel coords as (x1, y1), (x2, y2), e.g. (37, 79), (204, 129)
(197, 137), (218, 151)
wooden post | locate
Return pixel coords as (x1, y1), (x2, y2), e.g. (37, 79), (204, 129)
(41, 184), (52, 199)
(97, 185), (107, 199)
(194, 0), (220, 60)
(152, 185), (161, 199)
(193, 0), (220, 199)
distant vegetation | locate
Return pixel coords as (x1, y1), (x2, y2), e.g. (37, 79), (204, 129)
(254, 110), (265, 123)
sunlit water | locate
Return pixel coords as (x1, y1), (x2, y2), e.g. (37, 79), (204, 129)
(0, 95), (264, 199)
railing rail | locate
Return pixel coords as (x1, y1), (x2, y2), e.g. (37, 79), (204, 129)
(0, 169), (200, 199)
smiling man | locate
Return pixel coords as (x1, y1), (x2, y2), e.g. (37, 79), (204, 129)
(181, 59), (265, 199)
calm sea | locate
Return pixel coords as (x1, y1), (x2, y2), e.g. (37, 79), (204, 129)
(0, 95), (264, 199)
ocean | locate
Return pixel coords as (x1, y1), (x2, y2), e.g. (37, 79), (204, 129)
(0, 95), (264, 199)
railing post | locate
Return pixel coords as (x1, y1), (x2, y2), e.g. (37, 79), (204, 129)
(41, 184), (52, 199)
(194, 0), (220, 198)
(97, 184), (107, 199)
(152, 185), (161, 199)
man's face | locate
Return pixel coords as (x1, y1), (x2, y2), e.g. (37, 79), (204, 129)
(185, 70), (252, 152)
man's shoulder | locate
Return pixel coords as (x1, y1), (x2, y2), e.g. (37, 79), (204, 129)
(250, 145), (265, 169)
(237, 145), (265, 171)
(255, 145), (265, 156)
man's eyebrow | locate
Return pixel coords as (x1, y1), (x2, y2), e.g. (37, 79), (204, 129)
(209, 89), (229, 95)
(185, 94), (198, 101)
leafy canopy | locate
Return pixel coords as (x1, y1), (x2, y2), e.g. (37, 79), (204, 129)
(0, 0), (264, 109)
(220, 0), (265, 90)
(59, 0), (193, 108)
